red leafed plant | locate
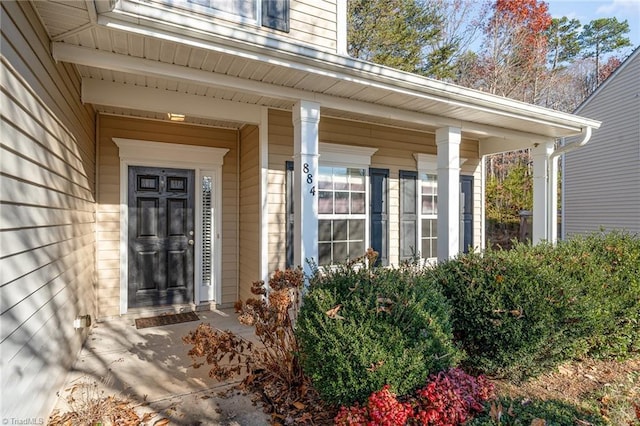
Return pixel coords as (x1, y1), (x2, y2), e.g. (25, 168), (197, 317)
(411, 368), (494, 425)
(334, 368), (495, 426)
(335, 385), (412, 426)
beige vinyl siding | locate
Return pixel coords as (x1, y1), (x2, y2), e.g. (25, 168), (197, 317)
(1, 1), (96, 420)
(287, 0), (338, 52)
(96, 115), (240, 316)
(564, 52), (640, 235)
(267, 110), (295, 273)
(266, 109), (481, 269)
(238, 124), (261, 302)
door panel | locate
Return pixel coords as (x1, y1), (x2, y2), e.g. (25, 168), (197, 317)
(128, 166), (195, 308)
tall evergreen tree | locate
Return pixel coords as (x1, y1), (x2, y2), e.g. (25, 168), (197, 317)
(546, 17), (581, 71)
(579, 17), (631, 86)
(347, 0), (449, 77)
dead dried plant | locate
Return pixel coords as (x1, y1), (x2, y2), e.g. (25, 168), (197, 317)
(184, 267), (305, 386)
(47, 379), (151, 425)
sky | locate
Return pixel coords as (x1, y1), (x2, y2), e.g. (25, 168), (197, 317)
(546, 0), (640, 52)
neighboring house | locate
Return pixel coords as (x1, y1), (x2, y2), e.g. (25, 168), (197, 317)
(563, 48), (640, 236)
(0, 0), (600, 419)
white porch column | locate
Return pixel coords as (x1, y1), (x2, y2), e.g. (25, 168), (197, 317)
(532, 141), (554, 244)
(436, 127), (461, 261)
(292, 100), (320, 278)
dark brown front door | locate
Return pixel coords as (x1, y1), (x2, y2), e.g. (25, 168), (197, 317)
(128, 166), (195, 308)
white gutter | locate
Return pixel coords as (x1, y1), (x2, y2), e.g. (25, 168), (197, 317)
(547, 126), (594, 243)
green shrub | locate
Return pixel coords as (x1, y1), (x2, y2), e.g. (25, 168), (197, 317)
(432, 232), (640, 380)
(296, 257), (461, 406)
(431, 246), (574, 379)
(540, 231), (640, 359)
(468, 397), (606, 426)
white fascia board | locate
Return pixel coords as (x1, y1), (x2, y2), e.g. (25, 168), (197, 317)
(94, 10), (601, 133)
(54, 43), (565, 142)
(82, 78), (262, 124)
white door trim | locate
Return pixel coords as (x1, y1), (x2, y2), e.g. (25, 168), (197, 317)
(114, 138), (228, 314)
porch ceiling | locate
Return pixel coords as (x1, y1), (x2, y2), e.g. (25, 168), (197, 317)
(34, 1), (600, 144)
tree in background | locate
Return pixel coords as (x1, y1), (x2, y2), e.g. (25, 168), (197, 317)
(424, 0), (488, 80)
(546, 17), (582, 71)
(579, 17), (632, 87)
(474, 0), (552, 102)
(347, 0), (444, 75)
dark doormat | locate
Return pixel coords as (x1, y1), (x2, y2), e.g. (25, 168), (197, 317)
(135, 311), (200, 329)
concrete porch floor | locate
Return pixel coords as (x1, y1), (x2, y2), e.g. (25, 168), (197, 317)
(50, 308), (270, 425)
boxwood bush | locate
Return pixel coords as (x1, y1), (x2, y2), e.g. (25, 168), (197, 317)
(431, 231), (640, 380)
(296, 257), (462, 406)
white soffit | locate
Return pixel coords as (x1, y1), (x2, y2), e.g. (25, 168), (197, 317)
(53, 42), (598, 141)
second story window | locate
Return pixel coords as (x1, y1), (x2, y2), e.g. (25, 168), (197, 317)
(154, 0), (289, 32)
(187, 0), (256, 21)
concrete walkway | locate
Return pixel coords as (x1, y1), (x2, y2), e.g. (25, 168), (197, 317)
(50, 309), (270, 425)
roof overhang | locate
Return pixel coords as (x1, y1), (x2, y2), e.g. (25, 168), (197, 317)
(40, 0), (601, 147)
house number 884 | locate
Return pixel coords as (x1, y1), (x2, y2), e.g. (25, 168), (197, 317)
(303, 163), (315, 196)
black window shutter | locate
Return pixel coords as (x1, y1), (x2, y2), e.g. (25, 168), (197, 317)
(262, 0), (290, 32)
(369, 168), (389, 266)
(399, 170), (418, 261)
(460, 175), (473, 253)
(285, 161), (294, 268)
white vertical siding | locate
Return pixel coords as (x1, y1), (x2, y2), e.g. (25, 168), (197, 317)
(564, 52), (640, 235)
(1, 0), (96, 420)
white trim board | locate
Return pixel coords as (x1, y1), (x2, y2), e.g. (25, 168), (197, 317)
(113, 138), (229, 314)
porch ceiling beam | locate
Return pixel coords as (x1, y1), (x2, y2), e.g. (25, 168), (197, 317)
(54, 42), (566, 142)
(82, 79), (262, 124)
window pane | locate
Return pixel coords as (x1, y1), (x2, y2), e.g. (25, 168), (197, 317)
(349, 219), (365, 240)
(319, 191), (333, 214)
(333, 242), (348, 262)
(421, 239), (429, 259)
(349, 192), (364, 214)
(335, 192), (349, 214)
(333, 167), (348, 190)
(334, 219), (348, 240)
(319, 242), (332, 265)
(319, 220), (332, 242)
(186, 0), (256, 19)
(318, 167), (333, 189)
(350, 241), (364, 259)
(349, 168), (365, 191)
(422, 196), (435, 214)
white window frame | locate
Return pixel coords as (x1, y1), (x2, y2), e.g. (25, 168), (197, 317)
(317, 143), (377, 265)
(113, 138), (228, 314)
(414, 154), (438, 263)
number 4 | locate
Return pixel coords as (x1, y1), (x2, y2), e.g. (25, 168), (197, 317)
(310, 186), (316, 196)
